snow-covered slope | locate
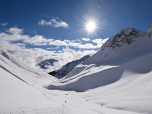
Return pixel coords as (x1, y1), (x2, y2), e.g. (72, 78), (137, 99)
(47, 24), (152, 90)
(0, 67), (54, 108)
(0, 49), (139, 114)
(0, 49), (57, 84)
(1, 24), (152, 114)
(0, 49), (63, 112)
(49, 55), (90, 79)
(46, 24), (152, 114)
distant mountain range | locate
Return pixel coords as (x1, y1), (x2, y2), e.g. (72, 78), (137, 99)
(37, 59), (58, 70)
(48, 55), (90, 79)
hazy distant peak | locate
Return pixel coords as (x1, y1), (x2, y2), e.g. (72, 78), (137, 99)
(147, 23), (152, 32)
(37, 59), (58, 69)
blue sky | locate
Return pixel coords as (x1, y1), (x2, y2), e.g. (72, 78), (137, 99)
(0, 0), (152, 66)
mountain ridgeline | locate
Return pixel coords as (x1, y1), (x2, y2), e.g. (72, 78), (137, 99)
(48, 55), (90, 79)
(37, 59), (58, 69)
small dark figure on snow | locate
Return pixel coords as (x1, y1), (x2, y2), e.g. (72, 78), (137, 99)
(65, 101), (66, 103)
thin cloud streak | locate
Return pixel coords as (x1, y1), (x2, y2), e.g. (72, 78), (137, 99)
(38, 19), (69, 28)
(0, 22), (9, 26)
(82, 38), (90, 41)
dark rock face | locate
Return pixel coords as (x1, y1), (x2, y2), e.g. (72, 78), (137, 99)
(105, 27), (139, 51)
(37, 59), (58, 69)
(49, 71), (57, 76)
(94, 27), (141, 58)
(48, 55), (90, 79)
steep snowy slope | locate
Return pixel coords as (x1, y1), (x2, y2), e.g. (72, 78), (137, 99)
(0, 67), (56, 108)
(46, 24), (152, 114)
(0, 49), (66, 113)
(49, 55), (90, 79)
(0, 49), (57, 85)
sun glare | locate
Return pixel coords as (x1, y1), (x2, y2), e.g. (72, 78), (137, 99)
(86, 21), (96, 32)
(72, 13), (103, 37)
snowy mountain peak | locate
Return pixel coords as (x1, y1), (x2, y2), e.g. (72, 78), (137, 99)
(83, 24), (152, 66)
(108, 27), (139, 46)
(147, 23), (152, 32)
(94, 27), (140, 59)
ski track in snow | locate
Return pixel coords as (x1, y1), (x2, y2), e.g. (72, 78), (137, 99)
(0, 107), (65, 114)
(41, 92), (104, 114)
(45, 94), (104, 114)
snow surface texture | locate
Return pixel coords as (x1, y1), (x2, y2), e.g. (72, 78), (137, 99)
(49, 55), (90, 79)
(0, 49), (139, 114)
(47, 24), (152, 114)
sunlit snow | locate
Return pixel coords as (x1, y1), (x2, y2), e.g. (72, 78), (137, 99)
(0, 24), (152, 114)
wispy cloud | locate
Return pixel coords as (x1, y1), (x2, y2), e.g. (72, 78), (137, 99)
(38, 18), (69, 28)
(64, 39), (71, 43)
(47, 38), (107, 49)
(78, 43), (99, 49)
(24, 35), (48, 45)
(0, 27), (29, 42)
(82, 38), (90, 41)
(0, 27), (98, 68)
(49, 39), (68, 46)
(1, 27), (108, 49)
(0, 26), (110, 71)
(0, 22), (9, 26)
(92, 38), (109, 47)
(47, 47), (97, 71)
(92, 38), (103, 44)
(6, 27), (23, 35)
(57, 47), (96, 63)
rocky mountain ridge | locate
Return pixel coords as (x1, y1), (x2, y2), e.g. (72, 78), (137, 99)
(37, 59), (58, 69)
(82, 24), (152, 66)
(49, 55), (90, 79)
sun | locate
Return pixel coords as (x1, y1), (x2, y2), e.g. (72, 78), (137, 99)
(86, 21), (96, 32)
(72, 14), (103, 37)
